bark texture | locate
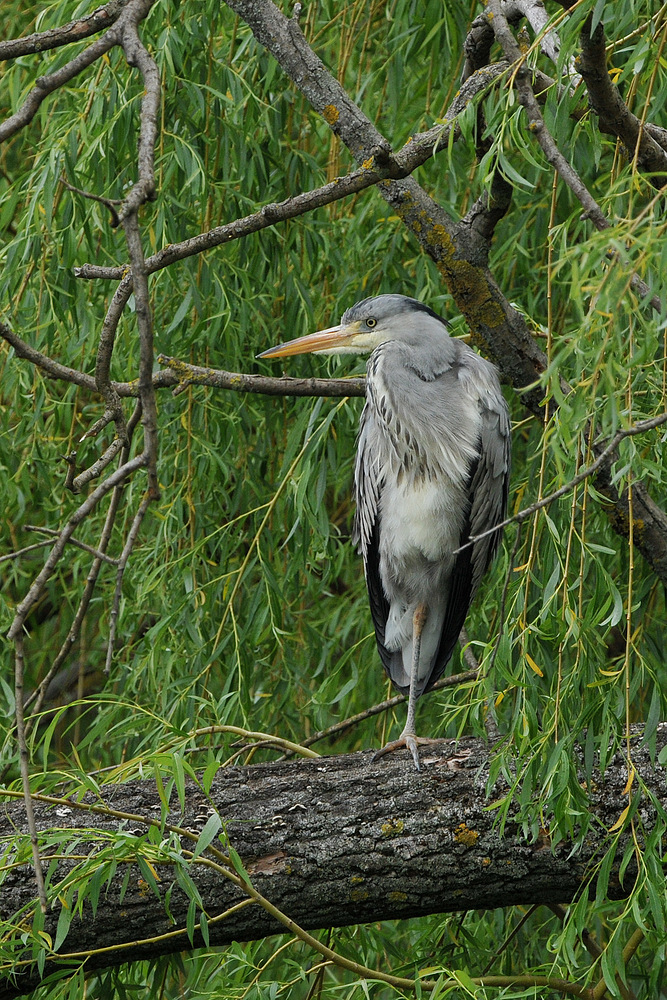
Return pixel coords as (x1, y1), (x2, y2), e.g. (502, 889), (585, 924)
(1, 730), (665, 998)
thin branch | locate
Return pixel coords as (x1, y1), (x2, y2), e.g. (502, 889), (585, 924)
(21, 402), (142, 725)
(60, 176), (121, 227)
(485, 5), (662, 313)
(575, 13), (667, 185)
(7, 453), (146, 642)
(13, 637), (48, 912)
(104, 491), (152, 674)
(92, 279), (131, 463)
(592, 926), (644, 1000)
(487, 0), (609, 230)
(0, 324), (366, 399)
(0, 0), (129, 60)
(0, 31), (117, 143)
(0, 540), (53, 564)
(287, 667), (479, 753)
(23, 526), (118, 565)
(459, 409), (667, 551)
(74, 66), (505, 283)
(511, 0), (578, 77)
(71, 436), (129, 493)
(481, 904), (540, 975)
(1, 322), (98, 393)
(116, 0), (159, 220)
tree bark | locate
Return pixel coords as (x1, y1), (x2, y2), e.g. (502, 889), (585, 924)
(1, 729), (664, 998)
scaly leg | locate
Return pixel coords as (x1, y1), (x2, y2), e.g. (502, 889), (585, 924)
(374, 602), (437, 771)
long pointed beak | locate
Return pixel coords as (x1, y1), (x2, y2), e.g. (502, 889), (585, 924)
(257, 323), (360, 358)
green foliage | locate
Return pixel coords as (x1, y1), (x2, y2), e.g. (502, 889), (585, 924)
(1, 0), (667, 997)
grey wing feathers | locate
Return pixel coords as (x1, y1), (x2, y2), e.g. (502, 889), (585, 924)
(468, 386), (511, 594)
(352, 401), (380, 557)
(352, 403), (400, 681)
(422, 383), (510, 692)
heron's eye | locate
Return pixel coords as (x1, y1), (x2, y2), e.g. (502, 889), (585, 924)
(366, 318), (377, 328)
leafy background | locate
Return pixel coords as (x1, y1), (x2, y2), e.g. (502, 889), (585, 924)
(1, 0), (666, 996)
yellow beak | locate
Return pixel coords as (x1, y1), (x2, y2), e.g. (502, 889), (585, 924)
(257, 322), (362, 358)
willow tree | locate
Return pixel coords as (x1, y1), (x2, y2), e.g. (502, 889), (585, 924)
(1, 1), (666, 998)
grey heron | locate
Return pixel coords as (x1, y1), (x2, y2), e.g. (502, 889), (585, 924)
(259, 294), (510, 768)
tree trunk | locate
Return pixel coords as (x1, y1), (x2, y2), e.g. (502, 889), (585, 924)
(1, 730), (664, 998)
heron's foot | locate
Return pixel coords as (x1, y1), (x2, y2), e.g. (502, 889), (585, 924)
(372, 733), (440, 771)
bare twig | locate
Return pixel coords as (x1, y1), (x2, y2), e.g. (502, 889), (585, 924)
(1, 321), (98, 393)
(487, 0), (609, 230)
(486, 4), (662, 314)
(591, 926), (644, 1000)
(116, 0), (159, 221)
(0, 323), (366, 399)
(481, 904), (540, 975)
(284, 666), (479, 755)
(60, 176), (121, 227)
(511, 0), (578, 77)
(91, 279), (132, 475)
(0, 540), (53, 564)
(71, 436), (129, 493)
(22, 402), (143, 723)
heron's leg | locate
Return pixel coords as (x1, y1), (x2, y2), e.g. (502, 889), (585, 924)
(373, 602), (437, 771)
(400, 602), (428, 769)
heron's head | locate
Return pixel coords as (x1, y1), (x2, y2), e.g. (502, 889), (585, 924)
(258, 294), (449, 360)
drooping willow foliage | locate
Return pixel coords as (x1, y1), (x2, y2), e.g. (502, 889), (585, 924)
(1, 0), (666, 997)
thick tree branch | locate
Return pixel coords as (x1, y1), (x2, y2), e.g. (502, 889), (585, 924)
(0, 731), (664, 999)
(0, 0), (130, 60)
(575, 15), (667, 185)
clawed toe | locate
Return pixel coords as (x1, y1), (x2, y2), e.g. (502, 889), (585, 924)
(372, 733), (440, 771)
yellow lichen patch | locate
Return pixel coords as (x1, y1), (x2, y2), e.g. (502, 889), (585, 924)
(381, 818), (404, 837)
(361, 157), (374, 169)
(388, 890), (408, 902)
(322, 104), (339, 125)
(454, 822), (479, 847)
(482, 857), (491, 866)
(350, 887), (369, 902)
(350, 875), (365, 884)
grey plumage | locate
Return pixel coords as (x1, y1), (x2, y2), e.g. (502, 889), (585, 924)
(347, 295), (510, 697)
(259, 293), (511, 767)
